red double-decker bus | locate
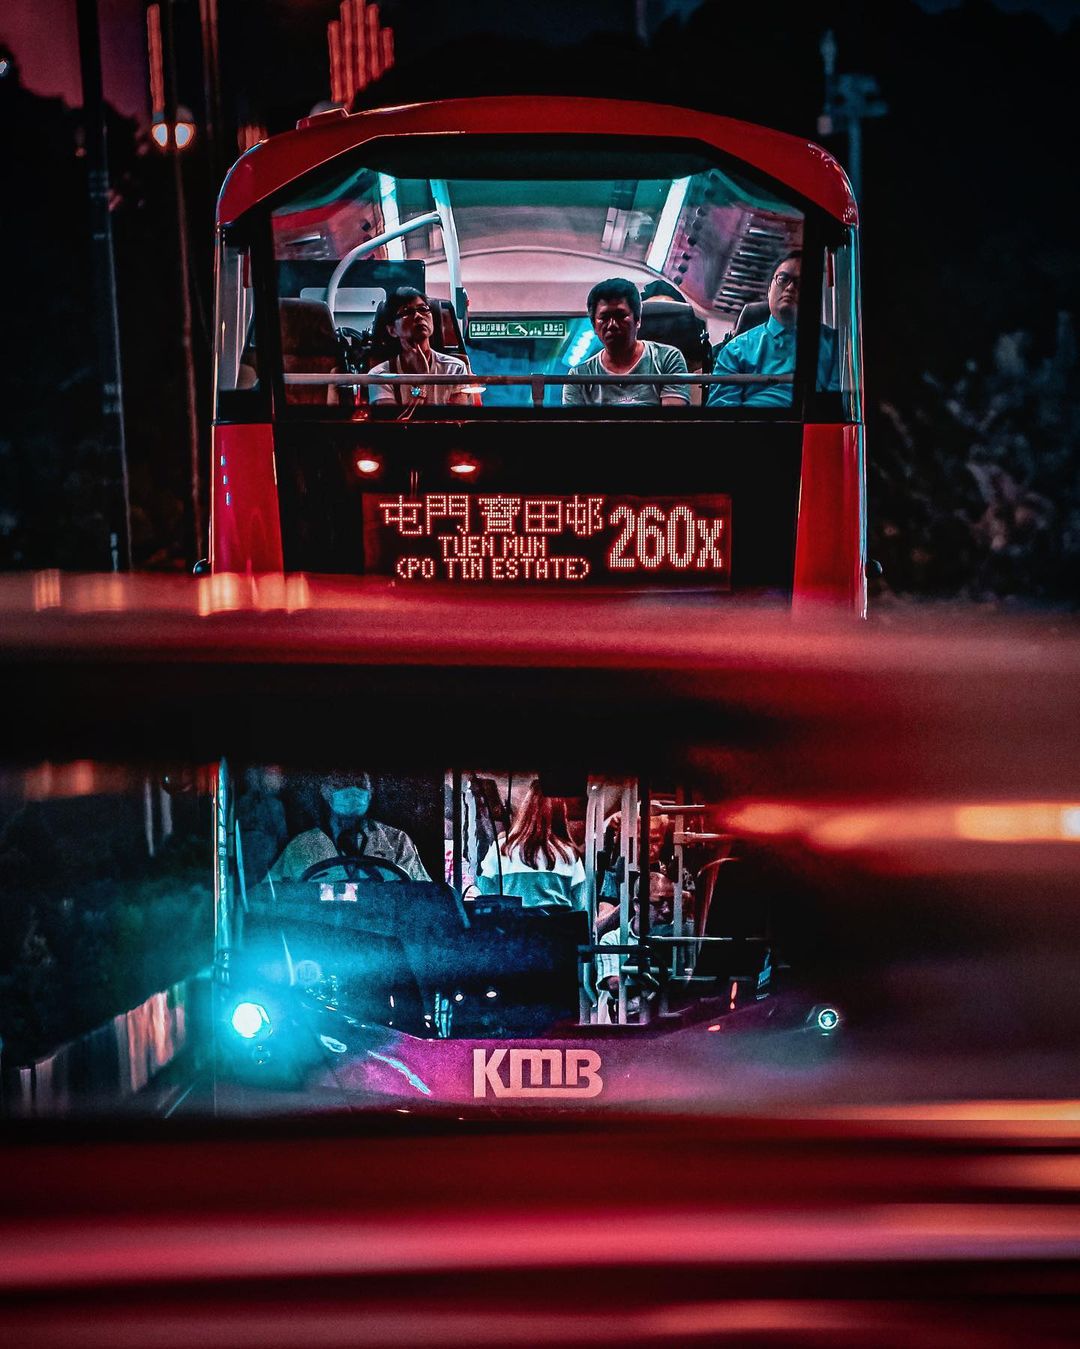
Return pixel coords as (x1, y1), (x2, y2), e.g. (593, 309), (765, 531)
(210, 96), (865, 611)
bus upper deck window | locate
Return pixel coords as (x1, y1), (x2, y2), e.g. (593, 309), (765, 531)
(215, 237), (256, 402)
(820, 232), (863, 423)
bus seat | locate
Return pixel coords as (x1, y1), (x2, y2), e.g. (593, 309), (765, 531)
(710, 300), (771, 374)
(639, 299), (712, 404)
(279, 297), (347, 405)
(429, 298), (467, 358)
(733, 300), (770, 335)
(429, 299), (481, 405)
(639, 300), (712, 366)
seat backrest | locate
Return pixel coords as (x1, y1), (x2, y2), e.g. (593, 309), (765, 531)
(734, 300), (770, 336)
(638, 299), (711, 367)
(279, 297), (344, 405)
(638, 298), (712, 404)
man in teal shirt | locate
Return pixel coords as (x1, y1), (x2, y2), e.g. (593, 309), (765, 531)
(707, 251), (838, 408)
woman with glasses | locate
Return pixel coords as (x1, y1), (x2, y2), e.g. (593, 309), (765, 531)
(367, 286), (473, 407)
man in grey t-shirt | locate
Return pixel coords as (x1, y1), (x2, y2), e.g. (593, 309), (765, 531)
(563, 277), (690, 407)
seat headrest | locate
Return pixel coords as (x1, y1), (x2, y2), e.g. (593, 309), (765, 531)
(279, 297), (340, 357)
(638, 300), (710, 368)
(734, 300), (770, 336)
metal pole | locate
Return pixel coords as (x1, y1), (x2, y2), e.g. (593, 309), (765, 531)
(163, 0), (205, 563)
(75, 0), (132, 571)
(636, 778), (651, 1023)
(198, 0), (225, 189)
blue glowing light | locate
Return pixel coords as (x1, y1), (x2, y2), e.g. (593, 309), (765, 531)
(231, 1001), (270, 1039)
(816, 1006), (840, 1032)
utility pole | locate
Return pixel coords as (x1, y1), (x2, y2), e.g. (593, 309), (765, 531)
(198, 0), (225, 187)
(161, 0), (204, 563)
(75, 0), (132, 571)
(634, 0), (648, 45)
(818, 30), (888, 207)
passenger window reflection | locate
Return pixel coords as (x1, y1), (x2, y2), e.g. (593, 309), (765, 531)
(476, 779), (586, 908)
(268, 771), (432, 882)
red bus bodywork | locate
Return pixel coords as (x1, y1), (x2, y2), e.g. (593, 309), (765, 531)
(211, 97), (865, 613)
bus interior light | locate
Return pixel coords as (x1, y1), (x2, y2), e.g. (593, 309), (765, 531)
(354, 453), (382, 476)
(645, 176), (691, 272)
(449, 455), (479, 476)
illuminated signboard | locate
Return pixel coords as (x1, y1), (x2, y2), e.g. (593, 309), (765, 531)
(370, 494), (731, 586)
(468, 319), (570, 340)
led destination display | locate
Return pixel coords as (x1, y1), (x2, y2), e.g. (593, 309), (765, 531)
(371, 493), (732, 585)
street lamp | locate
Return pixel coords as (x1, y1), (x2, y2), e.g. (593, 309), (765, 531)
(151, 105), (196, 151)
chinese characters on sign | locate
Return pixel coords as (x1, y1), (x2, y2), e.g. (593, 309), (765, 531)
(377, 494), (732, 584)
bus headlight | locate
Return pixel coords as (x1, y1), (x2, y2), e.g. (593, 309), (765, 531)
(231, 1000), (271, 1039)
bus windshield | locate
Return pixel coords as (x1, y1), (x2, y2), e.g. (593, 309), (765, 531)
(249, 138), (827, 413)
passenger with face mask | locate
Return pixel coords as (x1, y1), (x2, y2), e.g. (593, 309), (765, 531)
(268, 771), (432, 882)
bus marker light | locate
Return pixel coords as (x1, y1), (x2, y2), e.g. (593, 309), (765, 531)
(231, 1001), (271, 1039)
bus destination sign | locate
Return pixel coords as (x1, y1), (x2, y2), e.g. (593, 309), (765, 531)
(371, 494), (732, 585)
(468, 319), (569, 340)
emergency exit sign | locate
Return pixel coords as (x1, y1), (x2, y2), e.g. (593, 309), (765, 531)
(469, 318), (569, 340)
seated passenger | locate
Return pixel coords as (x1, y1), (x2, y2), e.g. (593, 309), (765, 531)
(562, 277), (690, 408)
(476, 780), (586, 908)
(268, 771), (432, 882)
(707, 251), (838, 408)
(595, 872), (693, 1019)
(597, 808), (672, 931)
(367, 286), (472, 407)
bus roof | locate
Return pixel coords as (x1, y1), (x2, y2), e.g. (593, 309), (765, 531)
(216, 96), (858, 230)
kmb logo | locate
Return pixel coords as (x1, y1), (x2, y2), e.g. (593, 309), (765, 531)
(473, 1047), (603, 1099)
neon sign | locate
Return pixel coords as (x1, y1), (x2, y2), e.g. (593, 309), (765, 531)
(374, 494), (732, 585)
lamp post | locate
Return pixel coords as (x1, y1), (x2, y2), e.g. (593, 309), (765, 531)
(75, 0), (132, 571)
(148, 1), (203, 565)
(819, 30), (888, 206)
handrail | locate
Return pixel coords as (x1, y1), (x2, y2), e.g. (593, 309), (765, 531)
(284, 371), (792, 384)
(324, 210), (442, 317)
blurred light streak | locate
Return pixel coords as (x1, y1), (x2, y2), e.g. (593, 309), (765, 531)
(68, 574), (128, 612)
(724, 799), (1080, 851)
(22, 760), (122, 801)
(197, 572), (251, 615)
(32, 570), (61, 611)
(7, 1206), (1080, 1290)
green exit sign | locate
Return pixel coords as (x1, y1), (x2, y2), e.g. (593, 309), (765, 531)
(469, 318), (569, 340)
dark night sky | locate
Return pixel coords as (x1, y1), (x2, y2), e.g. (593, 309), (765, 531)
(5, 0), (1080, 127)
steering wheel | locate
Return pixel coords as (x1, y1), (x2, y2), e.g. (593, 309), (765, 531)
(300, 853), (412, 883)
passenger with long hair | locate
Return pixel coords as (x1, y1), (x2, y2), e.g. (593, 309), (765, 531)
(476, 780), (586, 908)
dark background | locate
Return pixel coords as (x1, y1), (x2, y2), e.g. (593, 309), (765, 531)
(1, 0), (1077, 601)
